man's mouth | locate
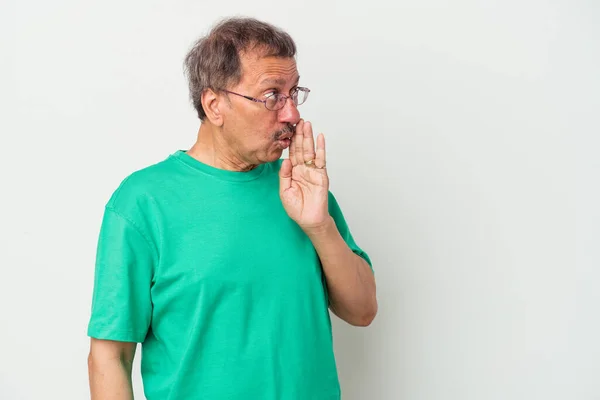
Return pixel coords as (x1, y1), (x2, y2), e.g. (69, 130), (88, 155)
(278, 132), (294, 140)
(274, 124), (296, 149)
(276, 135), (293, 149)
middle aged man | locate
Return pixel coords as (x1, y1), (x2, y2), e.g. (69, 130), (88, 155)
(87, 17), (377, 400)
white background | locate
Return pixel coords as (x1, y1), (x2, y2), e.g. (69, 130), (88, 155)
(1, 0), (598, 399)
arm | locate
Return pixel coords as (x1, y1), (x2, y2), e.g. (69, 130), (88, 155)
(306, 216), (378, 327)
(279, 119), (377, 326)
(88, 338), (137, 400)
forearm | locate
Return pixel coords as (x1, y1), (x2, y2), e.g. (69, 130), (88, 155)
(88, 355), (134, 400)
(305, 216), (377, 326)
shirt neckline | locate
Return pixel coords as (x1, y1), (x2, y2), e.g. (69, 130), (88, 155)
(171, 150), (268, 182)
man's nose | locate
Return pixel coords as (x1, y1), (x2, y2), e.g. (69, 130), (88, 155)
(278, 98), (300, 125)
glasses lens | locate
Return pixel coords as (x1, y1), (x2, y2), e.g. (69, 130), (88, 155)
(295, 88), (308, 106)
(265, 94), (284, 111)
(265, 89), (309, 110)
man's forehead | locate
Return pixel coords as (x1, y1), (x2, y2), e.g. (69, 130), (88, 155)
(239, 53), (298, 86)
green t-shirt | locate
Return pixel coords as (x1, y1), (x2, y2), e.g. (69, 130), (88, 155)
(87, 150), (372, 400)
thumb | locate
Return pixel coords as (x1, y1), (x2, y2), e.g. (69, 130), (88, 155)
(279, 158), (292, 194)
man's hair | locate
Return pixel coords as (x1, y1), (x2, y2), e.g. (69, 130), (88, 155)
(183, 17), (297, 121)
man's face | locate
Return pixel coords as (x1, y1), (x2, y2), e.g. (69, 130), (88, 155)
(220, 52), (301, 165)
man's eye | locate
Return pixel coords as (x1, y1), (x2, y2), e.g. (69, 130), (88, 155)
(264, 91), (279, 98)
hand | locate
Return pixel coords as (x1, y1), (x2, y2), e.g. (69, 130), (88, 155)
(279, 119), (330, 232)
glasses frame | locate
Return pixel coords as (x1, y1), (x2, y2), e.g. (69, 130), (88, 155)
(220, 87), (310, 111)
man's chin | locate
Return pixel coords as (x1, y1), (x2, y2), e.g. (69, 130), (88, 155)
(261, 147), (285, 163)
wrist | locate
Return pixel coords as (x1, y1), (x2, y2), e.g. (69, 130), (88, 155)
(302, 216), (336, 238)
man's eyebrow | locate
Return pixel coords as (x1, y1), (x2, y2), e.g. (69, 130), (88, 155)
(259, 76), (300, 86)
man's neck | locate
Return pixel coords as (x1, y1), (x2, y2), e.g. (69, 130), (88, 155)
(187, 124), (258, 172)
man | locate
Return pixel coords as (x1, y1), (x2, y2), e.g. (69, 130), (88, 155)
(87, 17), (377, 400)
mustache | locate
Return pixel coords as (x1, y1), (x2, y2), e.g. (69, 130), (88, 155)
(273, 124), (296, 140)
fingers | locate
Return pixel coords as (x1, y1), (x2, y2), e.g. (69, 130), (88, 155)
(315, 133), (326, 169)
(293, 120), (304, 165)
(290, 120), (323, 168)
(303, 122), (316, 163)
(279, 158), (293, 194)
(289, 121), (300, 166)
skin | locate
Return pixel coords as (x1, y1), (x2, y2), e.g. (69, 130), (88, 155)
(88, 49), (377, 400)
(187, 50), (302, 170)
(88, 339), (135, 399)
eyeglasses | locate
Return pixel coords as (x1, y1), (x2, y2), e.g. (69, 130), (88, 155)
(221, 87), (310, 111)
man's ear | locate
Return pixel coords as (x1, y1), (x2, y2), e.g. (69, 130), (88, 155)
(201, 89), (225, 127)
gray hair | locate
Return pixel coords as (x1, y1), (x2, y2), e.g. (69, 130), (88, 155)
(183, 17), (297, 120)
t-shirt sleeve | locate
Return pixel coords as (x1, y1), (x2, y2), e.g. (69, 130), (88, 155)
(87, 206), (156, 342)
(328, 191), (374, 273)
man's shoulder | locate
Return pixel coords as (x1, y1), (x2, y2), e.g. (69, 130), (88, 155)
(105, 153), (180, 211)
(127, 153), (180, 185)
